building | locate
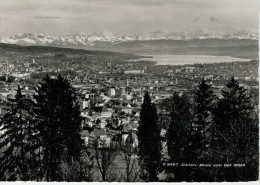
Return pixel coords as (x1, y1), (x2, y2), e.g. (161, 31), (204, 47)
(124, 70), (144, 74)
(108, 88), (116, 97)
(181, 66), (195, 73)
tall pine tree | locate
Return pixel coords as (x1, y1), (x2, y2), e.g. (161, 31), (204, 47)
(0, 85), (34, 180)
(166, 92), (193, 181)
(192, 79), (215, 181)
(213, 77), (258, 181)
(137, 92), (162, 182)
(32, 74), (84, 181)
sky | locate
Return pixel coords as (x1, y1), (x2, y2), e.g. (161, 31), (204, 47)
(0, 0), (258, 38)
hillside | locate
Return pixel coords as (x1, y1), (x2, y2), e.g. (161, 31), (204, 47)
(1, 32), (258, 59)
(0, 43), (136, 57)
(0, 43), (139, 62)
(97, 39), (258, 59)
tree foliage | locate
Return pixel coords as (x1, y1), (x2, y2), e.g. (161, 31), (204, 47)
(137, 92), (162, 181)
(166, 92), (193, 181)
(32, 74), (84, 181)
(0, 75), (87, 181)
(0, 86), (34, 180)
(212, 77), (258, 181)
(164, 78), (258, 182)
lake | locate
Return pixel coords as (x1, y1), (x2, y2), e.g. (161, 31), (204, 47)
(130, 55), (251, 66)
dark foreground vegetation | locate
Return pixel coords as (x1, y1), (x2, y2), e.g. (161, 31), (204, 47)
(0, 75), (258, 182)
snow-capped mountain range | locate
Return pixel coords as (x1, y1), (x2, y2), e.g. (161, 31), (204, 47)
(1, 30), (258, 47)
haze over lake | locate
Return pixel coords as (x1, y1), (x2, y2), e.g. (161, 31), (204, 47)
(130, 55), (251, 66)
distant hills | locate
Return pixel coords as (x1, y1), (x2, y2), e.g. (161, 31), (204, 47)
(107, 39), (258, 59)
(0, 43), (138, 61)
(0, 31), (258, 59)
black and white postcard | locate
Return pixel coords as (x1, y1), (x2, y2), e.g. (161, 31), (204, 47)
(0, 0), (258, 182)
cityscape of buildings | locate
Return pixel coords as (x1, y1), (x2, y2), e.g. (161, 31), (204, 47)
(0, 49), (258, 159)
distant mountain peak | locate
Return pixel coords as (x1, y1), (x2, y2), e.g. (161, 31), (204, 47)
(76, 32), (88, 37)
(1, 30), (258, 47)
